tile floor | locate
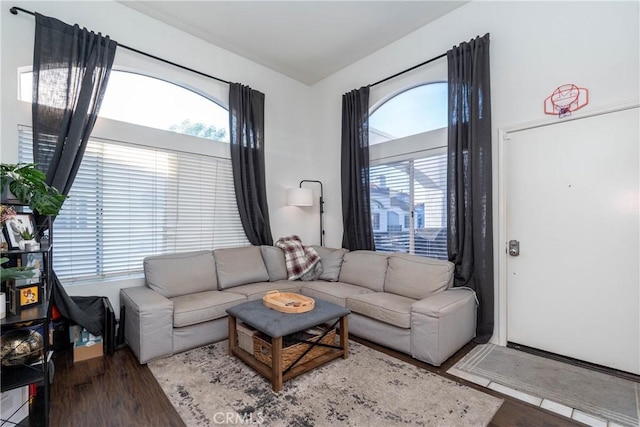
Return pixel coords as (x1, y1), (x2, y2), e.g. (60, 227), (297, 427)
(447, 367), (629, 427)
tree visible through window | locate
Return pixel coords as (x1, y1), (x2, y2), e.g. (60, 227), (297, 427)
(20, 70), (229, 142)
(17, 69), (246, 284)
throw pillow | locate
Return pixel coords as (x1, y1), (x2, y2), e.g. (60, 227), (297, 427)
(260, 246), (288, 281)
(311, 245), (348, 282)
(214, 246), (270, 289)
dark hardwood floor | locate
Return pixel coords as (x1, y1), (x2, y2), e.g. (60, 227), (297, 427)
(50, 346), (184, 427)
(50, 338), (583, 427)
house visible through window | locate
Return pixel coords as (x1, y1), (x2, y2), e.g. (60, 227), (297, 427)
(369, 82), (448, 259)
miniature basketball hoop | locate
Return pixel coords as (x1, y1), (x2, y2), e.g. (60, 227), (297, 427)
(544, 84), (589, 117)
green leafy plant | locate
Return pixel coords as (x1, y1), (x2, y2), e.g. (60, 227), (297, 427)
(0, 257), (35, 283)
(20, 230), (36, 241)
(0, 163), (67, 216)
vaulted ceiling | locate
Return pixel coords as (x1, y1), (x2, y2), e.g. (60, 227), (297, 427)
(120, 1), (466, 85)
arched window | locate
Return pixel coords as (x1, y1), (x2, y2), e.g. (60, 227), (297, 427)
(369, 82), (447, 145)
(368, 82), (448, 259)
(17, 69), (247, 284)
(20, 70), (229, 142)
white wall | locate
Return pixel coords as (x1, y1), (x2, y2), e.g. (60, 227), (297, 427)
(0, 1), (318, 307)
(310, 1), (640, 341)
(2, 1), (638, 335)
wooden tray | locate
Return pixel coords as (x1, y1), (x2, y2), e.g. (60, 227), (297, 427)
(262, 291), (315, 313)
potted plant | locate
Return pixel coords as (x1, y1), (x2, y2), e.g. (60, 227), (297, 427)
(19, 230), (39, 251)
(0, 163), (66, 216)
(0, 257), (35, 283)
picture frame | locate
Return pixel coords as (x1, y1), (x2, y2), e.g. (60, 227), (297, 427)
(8, 280), (42, 315)
(19, 284), (40, 306)
(21, 252), (44, 279)
(2, 213), (36, 250)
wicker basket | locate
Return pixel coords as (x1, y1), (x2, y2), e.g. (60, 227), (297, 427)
(236, 322), (257, 354)
(253, 327), (336, 369)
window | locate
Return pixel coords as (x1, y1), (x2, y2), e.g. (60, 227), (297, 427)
(369, 82), (447, 145)
(372, 212), (381, 230)
(19, 127), (248, 283)
(20, 70), (229, 141)
(369, 83), (448, 259)
(370, 155), (447, 258)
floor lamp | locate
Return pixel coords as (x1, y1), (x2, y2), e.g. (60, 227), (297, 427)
(286, 180), (324, 246)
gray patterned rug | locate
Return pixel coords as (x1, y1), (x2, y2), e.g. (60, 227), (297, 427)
(448, 344), (640, 427)
(148, 340), (503, 426)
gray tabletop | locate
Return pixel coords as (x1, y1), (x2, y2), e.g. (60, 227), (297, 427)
(227, 298), (350, 338)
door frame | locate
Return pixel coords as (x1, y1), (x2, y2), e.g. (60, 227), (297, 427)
(495, 101), (639, 347)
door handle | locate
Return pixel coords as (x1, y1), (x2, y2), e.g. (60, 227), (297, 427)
(508, 240), (520, 256)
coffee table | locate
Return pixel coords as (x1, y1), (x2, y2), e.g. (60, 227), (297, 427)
(226, 299), (350, 392)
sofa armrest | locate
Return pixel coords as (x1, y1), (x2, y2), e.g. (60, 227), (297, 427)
(410, 288), (477, 366)
(120, 286), (174, 364)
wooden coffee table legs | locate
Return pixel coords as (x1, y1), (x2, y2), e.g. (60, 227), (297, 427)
(340, 315), (349, 359)
(228, 314), (349, 392)
(271, 336), (283, 391)
(228, 314), (237, 356)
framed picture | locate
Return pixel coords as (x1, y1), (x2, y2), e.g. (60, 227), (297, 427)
(2, 213), (36, 250)
(19, 284), (40, 306)
(22, 252), (44, 279)
(8, 280), (42, 315)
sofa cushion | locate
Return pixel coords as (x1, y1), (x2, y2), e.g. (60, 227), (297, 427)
(144, 250), (216, 298)
(260, 246), (288, 281)
(171, 290), (246, 328)
(311, 245), (348, 282)
(214, 246), (270, 289)
(223, 280), (301, 301)
(384, 253), (454, 300)
(300, 281), (374, 307)
(346, 292), (415, 329)
(338, 251), (388, 291)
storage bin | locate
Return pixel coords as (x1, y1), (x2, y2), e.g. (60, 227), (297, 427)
(236, 322), (257, 354)
(253, 326), (336, 369)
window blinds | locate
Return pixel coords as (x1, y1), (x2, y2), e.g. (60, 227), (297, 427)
(369, 152), (447, 259)
(18, 126), (248, 283)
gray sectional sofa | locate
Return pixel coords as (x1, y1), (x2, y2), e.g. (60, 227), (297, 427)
(120, 245), (477, 366)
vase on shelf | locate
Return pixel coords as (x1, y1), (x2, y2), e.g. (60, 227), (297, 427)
(18, 240), (39, 251)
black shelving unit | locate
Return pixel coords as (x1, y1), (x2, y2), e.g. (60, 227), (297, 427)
(1, 213), (53, 427)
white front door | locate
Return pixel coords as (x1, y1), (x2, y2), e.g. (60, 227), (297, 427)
(505, 107), (639, 374)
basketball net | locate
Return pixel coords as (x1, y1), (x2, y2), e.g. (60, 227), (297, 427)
(544, 84), (589, 118)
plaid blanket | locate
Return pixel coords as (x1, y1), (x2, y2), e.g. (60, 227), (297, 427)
(275, 235), (322, 281)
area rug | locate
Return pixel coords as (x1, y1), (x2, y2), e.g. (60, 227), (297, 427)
(448, 344), (640, 427)
(148, 340), (503, 426)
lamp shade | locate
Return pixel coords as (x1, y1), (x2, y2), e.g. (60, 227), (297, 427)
(286, 188), (313, 206)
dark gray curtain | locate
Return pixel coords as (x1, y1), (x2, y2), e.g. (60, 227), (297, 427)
(229, 83), (273, 246)
(32, 13), (116, 335)
(341, 87), (375, 250)
(447, 33), (494, 343)
(33, 13), (116, 196)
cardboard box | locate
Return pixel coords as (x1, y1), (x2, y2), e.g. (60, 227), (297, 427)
(73, 336), (103, 362)
(1, 386), (29, 424)
(69, 325), (104, 362)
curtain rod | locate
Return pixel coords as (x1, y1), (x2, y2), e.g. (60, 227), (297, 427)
(9, 6), (231, 85)
(370, 52), (446, 87)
